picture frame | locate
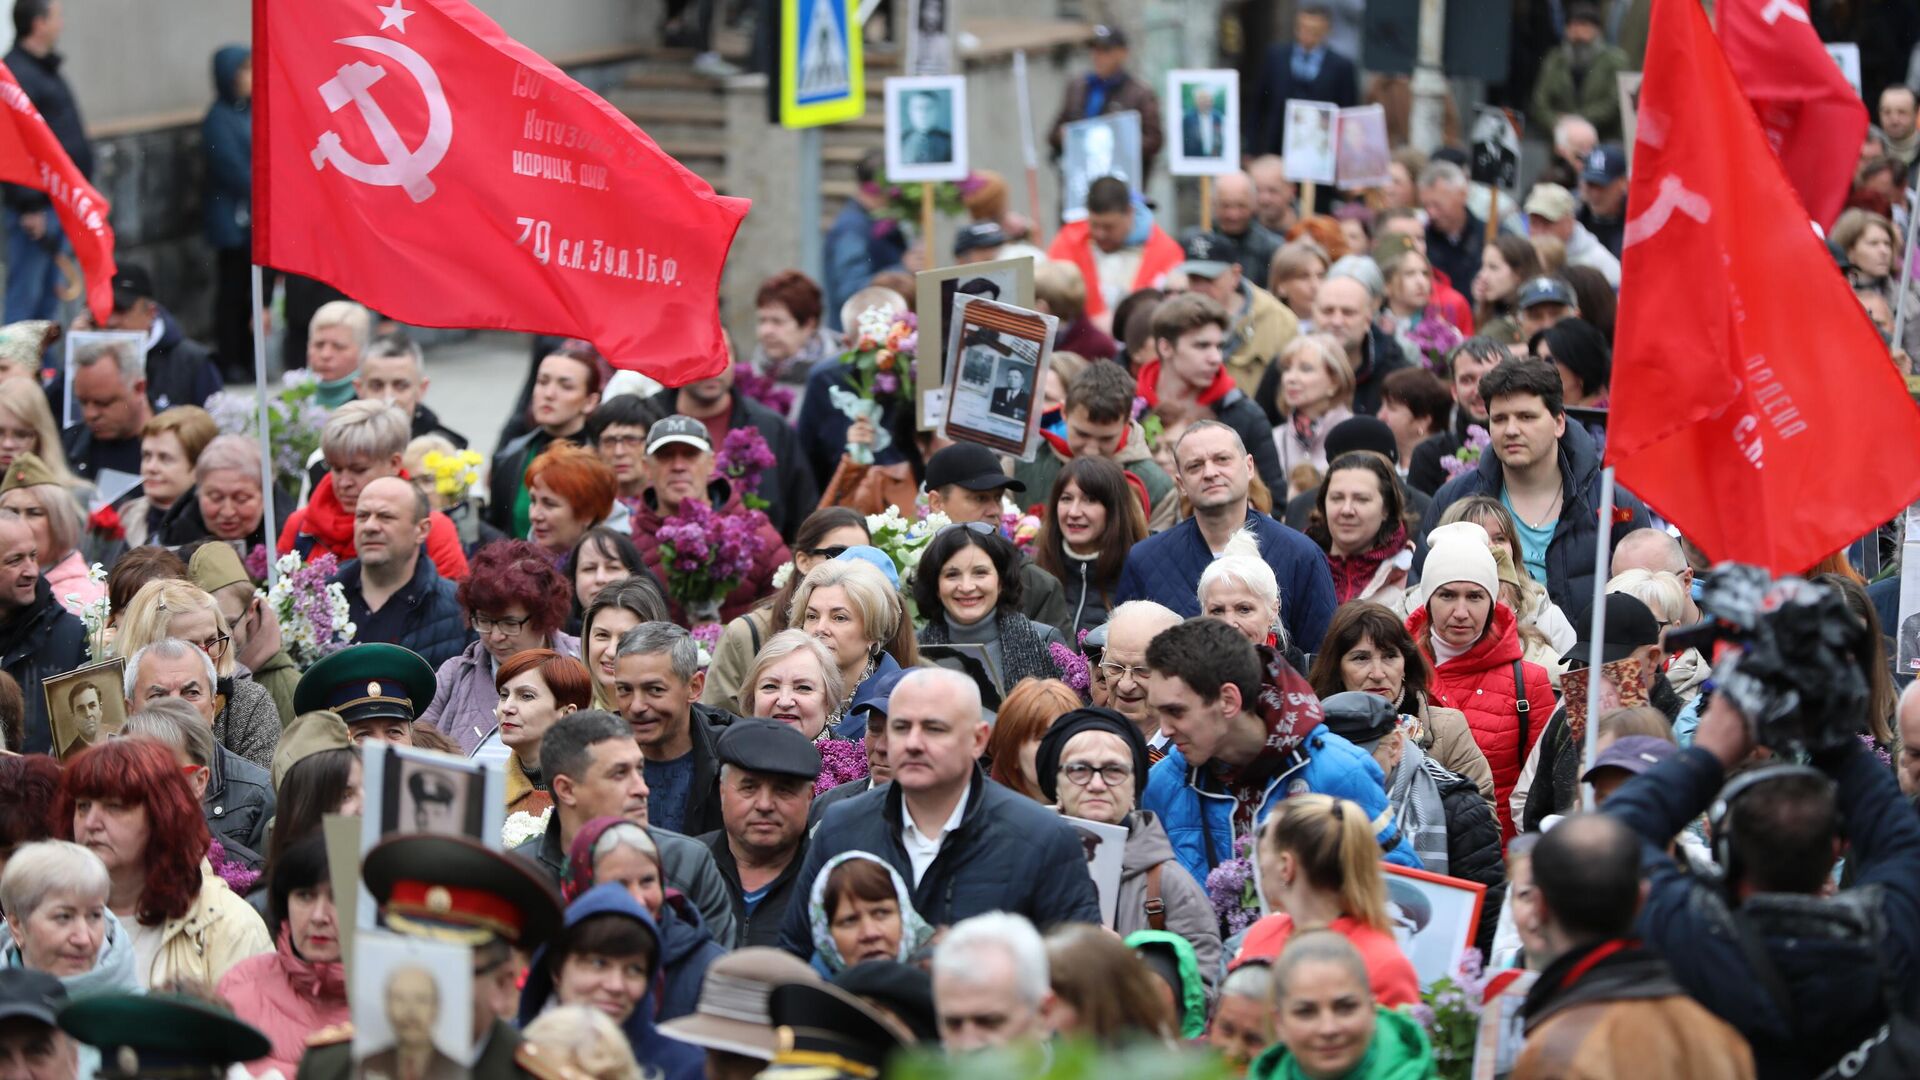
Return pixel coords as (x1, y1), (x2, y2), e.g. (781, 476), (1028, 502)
(1897, 504), (1920, 674)
(1382, 862), (1488, 989)
(351, 931), (477, 1073)
(1335, 104), (1392, 191)
(358, 743), (504, 928)
(1282, 99), (1339, 186)
(1167, 69), (1240, 177)
(44, 657), (126, 762)
(884, 75), (968, 182)
(1469, 106), (1523, 195)
(1062, 814), (1129, 926)
(904, 0), (954, 77)
(937, 296), (1058, 462)
(913, 257), (1036, 428)
(62, 330), (146, 431)
(1060, 110), (1143, 220)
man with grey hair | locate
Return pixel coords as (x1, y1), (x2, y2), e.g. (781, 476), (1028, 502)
(58, 336), (151, 481)
(779, 668), (1102, 961)
(123, 696), (274, 869)
(0, 508), (83, 755)
(614, 622), (733, 836)
(284, 400), (470, 580)
(355, 330), (469, 449)
(123, 638), (219, 724)
(1610, 528), (1699, 625)
(1419, 161), (1484, 295)
(1296, 271), (1409, 416)
(1116, 419), (1336, 647)
(1207, 962), (1277, 1070)
(1211, 171), (1282, 288)
(1100, 601), (1184, 746)
(931, 912), (1055, 1052)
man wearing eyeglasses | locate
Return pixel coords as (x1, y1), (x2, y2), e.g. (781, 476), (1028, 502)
(1035, 707), (1221, 994)
(1098, 601), (1182, 758)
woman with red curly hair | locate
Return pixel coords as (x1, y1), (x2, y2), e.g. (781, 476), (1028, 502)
(493, 648), (592, 815)
(420, 540), (579, 756)
(525, 442), (622, 565)
(58, 738), (271, 990)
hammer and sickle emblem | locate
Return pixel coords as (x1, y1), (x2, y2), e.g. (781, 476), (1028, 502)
(310, 35), (453, 203)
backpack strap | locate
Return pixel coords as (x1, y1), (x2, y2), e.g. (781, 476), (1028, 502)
(1511, 660), (1531, 769)
(1144, 863), (1167, 931)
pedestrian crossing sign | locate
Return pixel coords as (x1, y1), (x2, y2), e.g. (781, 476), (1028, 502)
(780, 0), (864, 127)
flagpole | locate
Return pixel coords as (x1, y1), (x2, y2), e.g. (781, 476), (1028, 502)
(251, 264), (280, 589)
(1582, 465), (1616, 811)
(1894, 204), (1919, 350)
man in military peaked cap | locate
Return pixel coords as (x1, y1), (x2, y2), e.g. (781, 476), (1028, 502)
(294, 642), (437, 746)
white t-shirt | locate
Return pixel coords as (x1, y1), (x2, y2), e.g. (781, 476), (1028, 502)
(127, 918), (164, 990)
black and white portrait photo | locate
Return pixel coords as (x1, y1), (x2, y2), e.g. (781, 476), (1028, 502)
(989, 361), (1035, 423)
(1383, 864), (1486, 988)
(939, 296), (1058, 462)
(885, 75), (969, 182)
(1470, 105), (1523, 194)
(1282, 98), (1338, 185)
(914, 257), (1036, 409)
(44, 658), (127, 762)
(1168, 70), (1240, 176)
(906, 0), (954, 76)
(1061, 110), (1143, 219)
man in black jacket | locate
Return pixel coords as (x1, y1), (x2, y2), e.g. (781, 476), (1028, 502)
(91, 265), (223, 412)
(334, 478), (473, 670)
(614, 622), (732, 837)
(3, 0), (89, 323)
(640, 367), (815, 542)
(779, 668), (1102, 960)
(1248, 6), (1358, 158)
(58, 333), (151, 481)
(0, 509), (84, 754)
(356, 332), (469, 449)
(699, 719), (818, 947)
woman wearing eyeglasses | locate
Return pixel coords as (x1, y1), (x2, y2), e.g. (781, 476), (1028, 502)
(1033, 708), (1222, 983)
(914, 524), (1068, 702)
(419, 539), (579, 756)
(701, 508), (870, 711)
(116, 579), (280, 770)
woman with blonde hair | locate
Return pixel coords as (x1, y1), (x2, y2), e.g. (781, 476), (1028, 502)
(0, 378), (75, 484)
(1235, 795), (1420, 1008)
(116, 579), (280, 768)
(0, 454), (96, 613)
(521, 1005), (645, 1080)
(159, 435), (290, 548)
(1271, 334), (1356, 483)
(784, 555), (913, 736)
(738, 630), (845, 743)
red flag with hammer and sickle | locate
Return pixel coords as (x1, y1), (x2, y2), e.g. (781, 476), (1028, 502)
(1607, 0), (1920, 574)
(0, 62), (114, 324)
(253, 0), (749, 383)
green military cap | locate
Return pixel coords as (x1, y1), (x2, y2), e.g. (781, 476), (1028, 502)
(60, 993), (271, 1080)
(293, 643), (437, 727)
(761, 981), (913, 1080)
(0, 451), (58, 493)
(363, 833), (564, 951)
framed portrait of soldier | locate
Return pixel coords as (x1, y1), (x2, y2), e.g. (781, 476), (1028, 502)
(351, 931), (476, 1078)
(1335, 104), (1391, 191)
(884, 75), (968, 182)
(1062, 814), (1128, 926)
(937, 296), (1058, 461)
(1281, 99), (1339, 185)
(1382, 863), (1486, 988)
(358, 744), (503, 927)
(1167, 70), (1240, 176)
(905, 0), (954, 76)
(913, 257), (1035, 427)
(1469, 105), (1522, 195)
(1061, 110), (1143, 220)
(44, 658), (127, 762)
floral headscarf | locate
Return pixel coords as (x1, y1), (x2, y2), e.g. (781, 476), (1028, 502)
(805, 851), (933, 973)
(560, 815), (650, 905)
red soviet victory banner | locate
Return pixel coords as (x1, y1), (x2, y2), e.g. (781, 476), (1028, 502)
(0, 62), (113, 324)
(1717, 0), (1867, 229)
(1608, 0), (1920, 575)
(254, 0), (749, 383)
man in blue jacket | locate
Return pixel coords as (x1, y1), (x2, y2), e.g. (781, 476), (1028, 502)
(1140, 617), (1419, 890)
(332, 478), (472, 671)
(1605, 690), (1920, 1079)
(1115, 420), (1336, 651)
(1419, 358), (1648, 616)
(779, 668), (1102, 960)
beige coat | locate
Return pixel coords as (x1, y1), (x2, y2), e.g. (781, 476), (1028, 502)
(1421, 701), (1496, 806)
(146, 862), (273, 990)
(700, 606), (776, 712)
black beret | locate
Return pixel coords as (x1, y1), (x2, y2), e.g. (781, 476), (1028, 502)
(716, 717), (823, 780)
(1034, 707), (1150, 804)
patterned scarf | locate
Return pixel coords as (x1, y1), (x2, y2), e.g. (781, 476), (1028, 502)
(1328, 523), (1410, 604)
(1213, 646), (1322, 836)
(1386, 743), (1451, 874)
(920, 611), (1060, 691)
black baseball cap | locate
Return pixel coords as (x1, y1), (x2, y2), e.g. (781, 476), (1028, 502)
(1582, 145), (1628, 185)
(1091, 24), (1129, 48)
(717, 717), (823, 780)
(1319, 691), (1399, 752)
(110, 264), (154, 311)
(1580, 735), (1677, 783)
(0, 969), (63, 1028)
(924, 442), (1023, 493)
(953, 222), (1006, 258)
(1176, 230), (1239, 279)
(1564, 592), (1662, 666)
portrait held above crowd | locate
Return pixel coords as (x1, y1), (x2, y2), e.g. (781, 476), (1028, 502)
(0, 0), (1911, 1077)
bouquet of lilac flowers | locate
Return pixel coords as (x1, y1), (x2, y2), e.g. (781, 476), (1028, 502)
(816, 737), (870, 795)
(204, 369), (329, 497)
(266, 552), (356, 666)
(1204, 834), (1260, 937)
(1439, 425), (1492, 479)
(715, 426), (776, 512)
(657, 498), (772, 624)
(1049, 642), (1090, 694)
(732, 366), (796, 416)
(1412, 948), (1491, 1079)
(1408, 318), (1466, 377)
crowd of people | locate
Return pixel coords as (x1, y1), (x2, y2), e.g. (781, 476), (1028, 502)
(0, 0), (1911, 1078)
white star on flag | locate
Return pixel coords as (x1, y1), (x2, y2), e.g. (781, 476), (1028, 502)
(377, 0), (415, 32)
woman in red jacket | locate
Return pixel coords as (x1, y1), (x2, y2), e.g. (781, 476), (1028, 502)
(1406, 521), (1555, 839)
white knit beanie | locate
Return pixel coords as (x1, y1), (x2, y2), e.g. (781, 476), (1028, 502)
(1421, 521), (1500, 601)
